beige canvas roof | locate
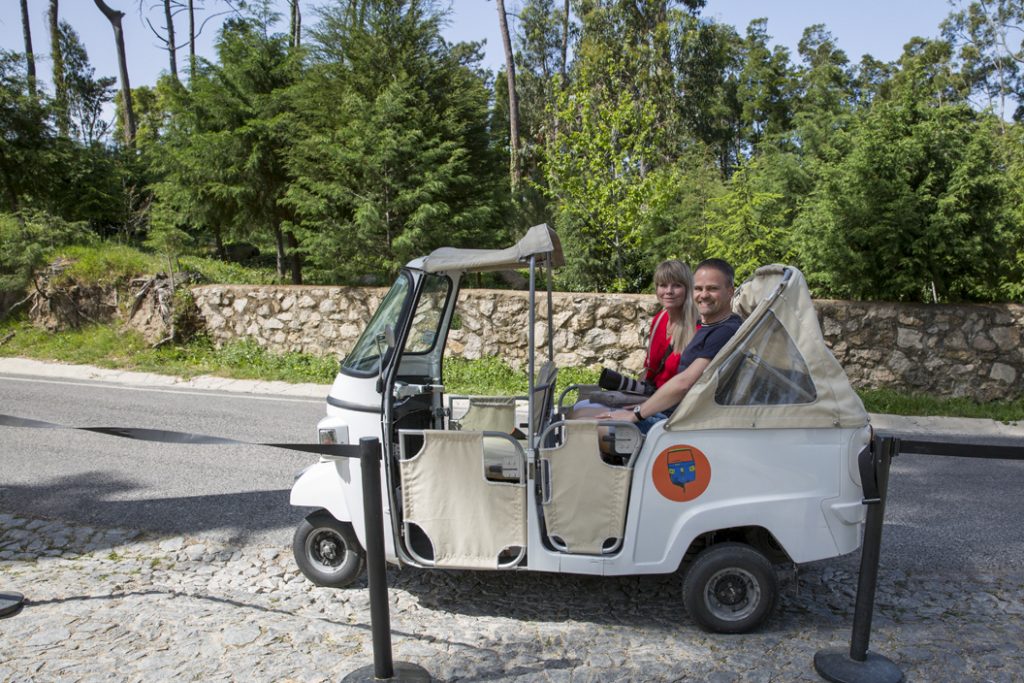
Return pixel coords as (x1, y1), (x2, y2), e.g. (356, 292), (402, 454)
(418, 223), (564, 274)
(665, 265), (868, 431)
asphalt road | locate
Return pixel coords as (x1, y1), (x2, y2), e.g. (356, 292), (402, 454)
(2, 369), (1024, 577)
(0, 373), (325, 547)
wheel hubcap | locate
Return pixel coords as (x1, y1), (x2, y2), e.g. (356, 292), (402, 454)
(705, 567), (760, 622)
(308, 529), (346, 571)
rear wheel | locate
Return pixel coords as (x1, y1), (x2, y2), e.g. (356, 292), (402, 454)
(292, 510), (365, 588)
(683, 543), (778, 634)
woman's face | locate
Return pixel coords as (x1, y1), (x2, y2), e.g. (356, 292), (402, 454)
(656, 280), (688, 311)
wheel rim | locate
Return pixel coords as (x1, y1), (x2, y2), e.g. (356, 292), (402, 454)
(305, 527), (348, 574)
(703, 567), (761, 622)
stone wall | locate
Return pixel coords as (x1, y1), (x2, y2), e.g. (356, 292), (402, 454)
(190, 284), (1024, 401)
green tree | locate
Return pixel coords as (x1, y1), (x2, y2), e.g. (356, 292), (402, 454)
(676, 17), (743, 175)
(545, 1), (720, 291)
(794, 96), (1009, 301)
(57, 20), (117, 145)
(154, 5), (302, 281)
(0, 51), (51, 213)
(703, 153), (804, 281)
(734, 19), (795, 155)
(284, 0), (501, 283)
(942, 0), (1024, 121)
(791, 25), (854, 159)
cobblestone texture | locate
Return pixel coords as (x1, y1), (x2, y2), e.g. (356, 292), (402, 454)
(3, 512), (1023, 682)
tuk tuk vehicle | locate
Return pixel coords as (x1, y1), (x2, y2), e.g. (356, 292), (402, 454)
(289, 224), (871, 633)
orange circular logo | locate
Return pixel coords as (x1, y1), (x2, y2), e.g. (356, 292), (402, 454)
(652, 445), (711, 502)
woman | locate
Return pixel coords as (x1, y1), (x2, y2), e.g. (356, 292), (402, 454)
(571, 260), (698, 416)
(643, 259), (699, 389)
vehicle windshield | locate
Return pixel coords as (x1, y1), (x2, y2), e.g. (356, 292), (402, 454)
(341, 272), (412, 376)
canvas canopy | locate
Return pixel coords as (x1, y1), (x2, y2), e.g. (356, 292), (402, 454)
(665, 265), (868, 431)
(416, 223), (564, 274)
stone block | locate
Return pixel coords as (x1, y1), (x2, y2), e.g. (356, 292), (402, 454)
(990, 363), (1017, 384)
(897, 328), (924, 349)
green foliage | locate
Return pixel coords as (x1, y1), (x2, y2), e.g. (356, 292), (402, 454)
(285, 0), (502, 284)
(0, 211), (93, 292)
(0, 51), (52, 214)
(152, 8), (302, 282)
(703, 154), (801, 282)
(546, 3), (711, 292)
(795, 97), (1011, 301)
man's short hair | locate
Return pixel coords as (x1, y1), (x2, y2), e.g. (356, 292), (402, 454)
(695, 258), (735, 288)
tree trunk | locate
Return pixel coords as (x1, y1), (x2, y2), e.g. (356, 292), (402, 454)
(188, 0), (196, 76)
(560, 0), (569, 88)
(163, 0), (178, 83)
(49, 0), (69, 135)
(20, 0), (36, 96)
(93, 0), (137, 149)
(496, 0), (521, 192)
(287, 231), (302, 284)
(289, 0), (301, 49)
(273, 226), (286, 280)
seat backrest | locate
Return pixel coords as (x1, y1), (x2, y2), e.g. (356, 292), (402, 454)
(539, 419), (635, 555)
(530, 361), (558, 445)
(452, 396), (518, 434)
(399, 430), (526, 569)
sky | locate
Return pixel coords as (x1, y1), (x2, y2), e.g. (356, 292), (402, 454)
(2, 0), (955, 95)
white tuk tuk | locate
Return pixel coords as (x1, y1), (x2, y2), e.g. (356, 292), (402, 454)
(290, 224), (870, 633)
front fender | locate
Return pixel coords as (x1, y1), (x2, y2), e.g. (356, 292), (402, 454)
(290, 460), (352, 523)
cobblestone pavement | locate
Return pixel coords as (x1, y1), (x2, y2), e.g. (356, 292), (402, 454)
(2, 513), (1023, 682)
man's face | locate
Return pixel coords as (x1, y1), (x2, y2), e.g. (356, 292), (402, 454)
(693, 267), (734, 323)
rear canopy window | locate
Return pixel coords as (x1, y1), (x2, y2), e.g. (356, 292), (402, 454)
(714, 311), (817, 406)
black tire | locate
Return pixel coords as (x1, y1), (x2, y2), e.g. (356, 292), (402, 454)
(292, 510), (366, 588)
(682, 542), (778, 634)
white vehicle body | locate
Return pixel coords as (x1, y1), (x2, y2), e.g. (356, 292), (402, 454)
(290, 224), (870, 631)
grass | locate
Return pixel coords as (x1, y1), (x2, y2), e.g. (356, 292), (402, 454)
(45, 243), (282, 286)
(858, 388), (1024, 422)
(1, 317), (1021, 421)
(0, 318), (337, 384)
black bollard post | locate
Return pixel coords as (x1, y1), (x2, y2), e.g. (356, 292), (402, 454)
(342, 437), (430, 683)
(814, 436), (903, 683)
(0, 591), (24, 618)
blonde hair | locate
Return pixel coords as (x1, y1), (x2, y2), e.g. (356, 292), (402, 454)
(653, 260), (698, 352)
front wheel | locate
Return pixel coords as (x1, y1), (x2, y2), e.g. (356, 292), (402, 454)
(292, 510), (366, 588)
(682, 543), (778, 634)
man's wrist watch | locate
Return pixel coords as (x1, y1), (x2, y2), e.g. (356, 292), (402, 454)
(633, 405), (644, 421)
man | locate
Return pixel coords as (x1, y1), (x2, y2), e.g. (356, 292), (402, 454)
(603, 258), (741, 433)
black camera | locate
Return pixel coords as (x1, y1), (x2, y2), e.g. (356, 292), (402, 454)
(599, 367), (655, 396)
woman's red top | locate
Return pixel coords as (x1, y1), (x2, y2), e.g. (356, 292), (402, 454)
(644, 311), (681, 388)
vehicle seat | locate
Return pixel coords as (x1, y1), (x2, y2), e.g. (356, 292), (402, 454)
(449, 395), (520, 434)
(531, 361), (558, 445)
(539, 419), (638, 555)
(399, 430), (526, 569)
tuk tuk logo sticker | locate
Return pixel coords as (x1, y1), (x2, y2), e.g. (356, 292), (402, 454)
(652, 445), (711, 502)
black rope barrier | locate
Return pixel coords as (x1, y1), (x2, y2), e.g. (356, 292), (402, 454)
(814, 433), (1024, 683)
(0, 413), (361, 457)
(0, 415), (431, 679)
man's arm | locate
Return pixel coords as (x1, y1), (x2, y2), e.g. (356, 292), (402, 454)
(606, 357), (711, 422)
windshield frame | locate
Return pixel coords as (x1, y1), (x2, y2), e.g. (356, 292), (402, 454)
(340, 271), (415, 378)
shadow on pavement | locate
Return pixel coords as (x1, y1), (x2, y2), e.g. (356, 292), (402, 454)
(0, 471), (297, 547)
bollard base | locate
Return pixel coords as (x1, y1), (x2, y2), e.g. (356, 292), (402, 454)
(0, 591), (25, 618)
(341, 661), (431, 682)
(814, 648), (903, 683)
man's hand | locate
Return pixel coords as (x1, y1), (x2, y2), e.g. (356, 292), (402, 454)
(599, 408), (639, 422)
